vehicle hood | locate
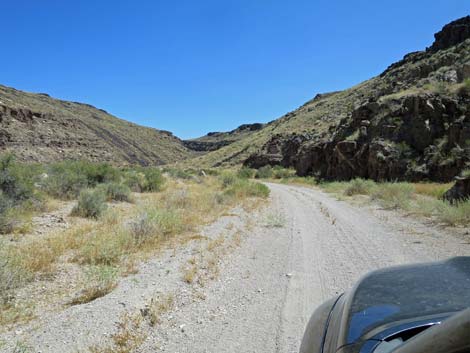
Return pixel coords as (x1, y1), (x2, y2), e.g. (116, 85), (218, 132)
(338, 257), (470, 347)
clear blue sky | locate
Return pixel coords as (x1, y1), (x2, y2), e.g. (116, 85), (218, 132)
(2, 1), (469, 139)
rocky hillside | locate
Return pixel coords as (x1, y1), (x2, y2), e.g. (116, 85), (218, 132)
(0, 85), (194, 165)
(194, 16), (470, 182)
(183, 123), (264, 152)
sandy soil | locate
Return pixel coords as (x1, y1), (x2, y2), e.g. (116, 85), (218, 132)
(1, 183), (469, 353)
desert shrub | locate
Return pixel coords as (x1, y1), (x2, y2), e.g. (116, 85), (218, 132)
(43, 161), (120, 199)
(0, 155), (35, 202)
(71, 189), (107, 219)
(147, 209), (183, 237)
(129, 212), (158, 246)
(219, 171), (238, 188)
(43, 166), (88, 199)
(255, 165), (273, 179)
(320, 181), (348, 194)
(122, 170), (147, 192)
(237, 167), (255, 179)
(129, 209), (183, 246)
(98, 183), (132, 202)
(224, 179), (270, 198)
(122, 167), (165, 193)
(344, 178), (377, 196)
(0, 155), (41, 233)
(272, 166), (296, 179)
(371, 183), (415, 209)
(141, 168), (165, 192)
(84, 163), (121, 185)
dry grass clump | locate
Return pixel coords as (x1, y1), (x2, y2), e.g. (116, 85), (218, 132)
(318, 178), (470, 226)
(221, 176), (270, 199)
(182, 263), (198, 284)
(146, 294), (175, 327)
(371, 183), (415, 210)
(89, 313), (145, 353)
(413, 183), (452, 199)
(89, 292), (175, 352)
(181, 231), (244, 288)
(67, 265), (117, 306)
(344, 178), (377, 196)
(414, 198), (470, 226)
(0, 248), (36, 326)
(0, 249), (25, 305)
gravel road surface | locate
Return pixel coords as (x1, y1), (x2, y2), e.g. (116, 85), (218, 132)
(2, 183), (468, 353)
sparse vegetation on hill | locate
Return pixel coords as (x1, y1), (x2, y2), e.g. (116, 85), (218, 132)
(0, 84), (195, 165)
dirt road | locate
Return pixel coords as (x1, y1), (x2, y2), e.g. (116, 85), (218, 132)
(148, 183), (467, 353)
(2, 183), (468, 353)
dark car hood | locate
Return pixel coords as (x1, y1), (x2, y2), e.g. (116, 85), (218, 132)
(337, 257), (470, 347)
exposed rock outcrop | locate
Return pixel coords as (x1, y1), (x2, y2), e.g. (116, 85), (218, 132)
(429, 16), (470, 52)
(243, 133), (312, 168)
(245, 94), (470, 182)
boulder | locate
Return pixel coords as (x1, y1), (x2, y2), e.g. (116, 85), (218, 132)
(443, 176), (470, 204)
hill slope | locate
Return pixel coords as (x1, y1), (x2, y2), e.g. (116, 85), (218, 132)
(189, 16), (470, 182)
(183, 123), (265, 152)
(0, 85), (194, 165)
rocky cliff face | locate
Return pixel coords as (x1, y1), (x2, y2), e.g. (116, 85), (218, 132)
(244, 17), (470, 182)
(429, 16), (470, 52)
(294, 93), (470, 181)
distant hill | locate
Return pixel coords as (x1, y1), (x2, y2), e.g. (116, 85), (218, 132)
(190, 16), (470, 181)
(0, 85), (194, 165)
(183, 123), (264, 152)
